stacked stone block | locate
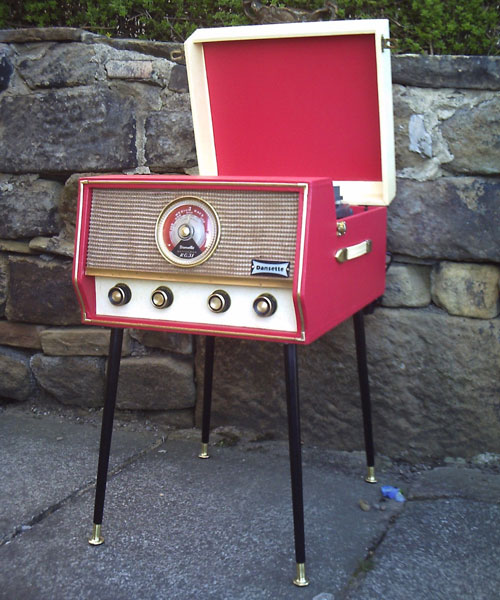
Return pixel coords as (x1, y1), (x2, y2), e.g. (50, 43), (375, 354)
(0, 28), (196, 427)
(0, 28), (499, 461)
(194, 53), (500, 462)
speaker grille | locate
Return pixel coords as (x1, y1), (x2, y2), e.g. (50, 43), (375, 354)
(86, 187), (299, 279)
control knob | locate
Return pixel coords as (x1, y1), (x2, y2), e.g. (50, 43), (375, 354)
(208, 290), (231, 313)
(108, 283), (131, 306)
(151, 286), (174, 309)
(253, 293), (277, 317)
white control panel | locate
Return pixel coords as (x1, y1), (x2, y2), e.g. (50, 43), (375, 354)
(94, 277), (298, 333)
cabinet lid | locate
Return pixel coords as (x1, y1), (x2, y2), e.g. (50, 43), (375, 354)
(185, 20), (395, 206)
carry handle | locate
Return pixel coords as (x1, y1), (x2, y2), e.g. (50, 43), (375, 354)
(335, 240), (372, 263)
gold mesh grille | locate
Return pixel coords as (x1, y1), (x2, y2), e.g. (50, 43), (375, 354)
(86, 187), (299, 279)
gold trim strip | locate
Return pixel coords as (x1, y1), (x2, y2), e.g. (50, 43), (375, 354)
(73, 181), (88, 320)
(80, 179), (309, 190)
(85, 268), (294, 289)
(84, 315), (306, 342)
(295, 184), (308, 339)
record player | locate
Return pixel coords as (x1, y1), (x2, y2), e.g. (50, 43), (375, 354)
(73, 19), (396, 587)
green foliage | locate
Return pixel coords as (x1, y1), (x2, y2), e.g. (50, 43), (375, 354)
(0, 0), (249, 40)
(0, 0), (498, 54)
(284, 0), (499, 54)
(353, 557), (375, 576)
(389, 0), (499, 55)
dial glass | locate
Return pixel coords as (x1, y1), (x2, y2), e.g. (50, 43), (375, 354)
(155, 196), (220, 267)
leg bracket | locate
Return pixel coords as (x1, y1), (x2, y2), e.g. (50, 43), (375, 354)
(293, 562), (310, 587)
(88, 523), (104, 546)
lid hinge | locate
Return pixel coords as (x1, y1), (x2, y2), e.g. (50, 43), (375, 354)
(381, 36), (396, 52)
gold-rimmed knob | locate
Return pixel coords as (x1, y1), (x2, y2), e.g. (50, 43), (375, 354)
(108, 283), (131, 306)
(208, 290), (231, 313)
(253, 293), (277, 317)
(151, 286), (174, 309)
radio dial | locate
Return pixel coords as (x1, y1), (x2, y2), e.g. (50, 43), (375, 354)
(108, 283), (131, 306)
(208, 290), (231, 313)
(156, 196), (220, 267)
(253, 293), (277, 317)
(151, 286), (174, 309)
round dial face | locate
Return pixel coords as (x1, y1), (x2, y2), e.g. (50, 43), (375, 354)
(155, 196), (220, 267)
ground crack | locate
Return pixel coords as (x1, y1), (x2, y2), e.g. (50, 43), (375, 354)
(0, 434), (166, 547)
(337, 505), (407, 600)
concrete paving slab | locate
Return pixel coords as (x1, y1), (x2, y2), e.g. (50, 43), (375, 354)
(0, 413), (163, 544)
(345, 498), (500, 600)
(3, 411), (500, 600)
(0, 427), (403, 600)
(408, 465), (500, 503)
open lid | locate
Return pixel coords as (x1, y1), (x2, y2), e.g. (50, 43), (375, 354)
(185, 20), (395, 206)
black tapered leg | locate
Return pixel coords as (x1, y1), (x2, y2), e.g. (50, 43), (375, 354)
(199, 336), (215, 459)
(88, 327), (123, 545)
(353, 310), (377, 483)
(284, 344), (309, 587)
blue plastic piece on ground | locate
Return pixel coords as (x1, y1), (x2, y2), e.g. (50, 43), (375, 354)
(381, 485), (406, 502)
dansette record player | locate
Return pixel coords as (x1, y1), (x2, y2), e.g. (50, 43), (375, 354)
(73, 19), (396, 587)
(73, 20), (395, 344)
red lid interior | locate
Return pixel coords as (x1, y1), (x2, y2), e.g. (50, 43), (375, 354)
(203, 33), (382, 181)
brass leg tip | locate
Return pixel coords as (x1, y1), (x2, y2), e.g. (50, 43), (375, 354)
(365, 466), (377, 484)
(293, 563), (310, 587)
(88, 524), (104, 546)
(198, 442), (210, 459)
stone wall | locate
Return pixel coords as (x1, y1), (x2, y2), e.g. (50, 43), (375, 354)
(0, 28), (499, 462)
